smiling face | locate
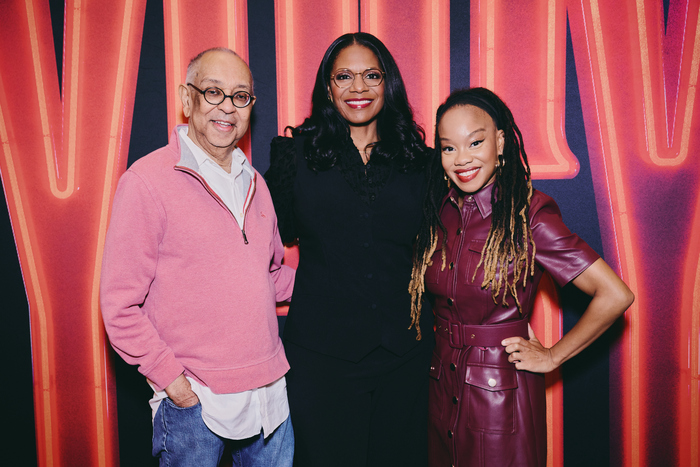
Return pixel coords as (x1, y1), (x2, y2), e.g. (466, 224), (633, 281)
(439, 105), (505, 197)
(328, 44), (385, 129)
(179, 50), (254, 166)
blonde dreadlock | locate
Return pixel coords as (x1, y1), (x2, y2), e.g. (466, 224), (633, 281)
(474, 180), (536, 312)
(408, 226), (439, 340)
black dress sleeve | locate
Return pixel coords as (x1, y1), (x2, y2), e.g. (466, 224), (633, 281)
(265, 136), (297, 243)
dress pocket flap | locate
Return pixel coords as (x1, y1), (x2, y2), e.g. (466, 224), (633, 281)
(465, 364), (518, 391)
(467, 239), (486, 253)
(429, 353), (443, 381)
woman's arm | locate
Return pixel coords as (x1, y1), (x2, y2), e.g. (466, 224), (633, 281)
(502, 258), (634, 373)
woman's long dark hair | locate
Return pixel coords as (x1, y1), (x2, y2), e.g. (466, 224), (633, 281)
(409, 87), (535, 339)
(290, 32), (427, 172)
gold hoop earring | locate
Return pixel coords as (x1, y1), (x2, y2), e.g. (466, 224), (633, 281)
(497, 154), (505, 168)
(444, 173), (451, 188)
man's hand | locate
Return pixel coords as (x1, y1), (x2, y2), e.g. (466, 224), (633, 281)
(164, 374), (200, 408)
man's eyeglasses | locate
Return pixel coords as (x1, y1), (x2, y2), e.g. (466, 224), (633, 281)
(331, 69), (385, 89)
(187, 83), (255, 108)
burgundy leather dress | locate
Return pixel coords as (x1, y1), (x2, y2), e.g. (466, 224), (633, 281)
(426, 184), (599, 467)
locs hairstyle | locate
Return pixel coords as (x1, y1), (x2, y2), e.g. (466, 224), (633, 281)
(409, 87), (535, 339)
(290, 32), (427, 172)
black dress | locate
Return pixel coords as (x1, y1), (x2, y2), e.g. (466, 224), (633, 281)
(266, 135), (434, 467)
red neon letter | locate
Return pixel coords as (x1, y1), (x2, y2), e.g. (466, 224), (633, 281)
(0, 0), (147, 465)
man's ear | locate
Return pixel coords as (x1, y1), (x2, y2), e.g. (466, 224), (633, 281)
(179, 84), (191, 118)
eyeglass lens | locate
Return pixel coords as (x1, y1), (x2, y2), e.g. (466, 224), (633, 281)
(333, 69), (384, 88)
(189, 84), (252, 108)
(203, 87), (252, 107)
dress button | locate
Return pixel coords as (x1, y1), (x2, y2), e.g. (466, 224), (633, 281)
(447, 298), (454, 306)
(366, 273), (373, 279)
(363, 242), (369, 248)
(452, 396), (458, 404)
(447, 430), (453, 438)
(450, 363), (456, 371)
(456, 228), (462, 235)
(488, 378), (497, 388)
(448, 262), (454, 269)
(370, 304), (377, 310)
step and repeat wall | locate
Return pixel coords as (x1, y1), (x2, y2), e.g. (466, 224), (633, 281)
(0, 0), (698, 465)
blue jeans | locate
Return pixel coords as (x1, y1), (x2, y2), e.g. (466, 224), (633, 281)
(152, 398), (294, 467)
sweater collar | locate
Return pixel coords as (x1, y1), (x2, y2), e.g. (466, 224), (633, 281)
(171, 124), (249, 173)
(172, 124), (198, 171)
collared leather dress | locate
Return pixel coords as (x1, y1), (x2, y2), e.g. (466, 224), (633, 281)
(426, 183), (599, 467)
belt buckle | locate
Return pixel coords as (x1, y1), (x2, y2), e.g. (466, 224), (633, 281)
(449, 322), (462, 347)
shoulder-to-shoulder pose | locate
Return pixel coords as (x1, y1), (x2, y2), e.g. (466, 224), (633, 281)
(265, 32), (433, 467)
(410, 87), (634, 467)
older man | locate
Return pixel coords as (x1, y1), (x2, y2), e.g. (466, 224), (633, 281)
(100, 48), (294, 466)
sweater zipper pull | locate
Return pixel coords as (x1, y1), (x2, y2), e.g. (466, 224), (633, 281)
(241, 228), (249, 244)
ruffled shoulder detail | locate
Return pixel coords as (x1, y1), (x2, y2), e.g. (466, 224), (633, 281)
(265, 136), (297, 243)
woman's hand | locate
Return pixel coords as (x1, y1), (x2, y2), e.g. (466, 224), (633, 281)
(502, 324), (557, 373)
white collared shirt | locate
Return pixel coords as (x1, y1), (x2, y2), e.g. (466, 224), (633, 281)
(179, 128), (255, 229)
(147, 129), (289, 440)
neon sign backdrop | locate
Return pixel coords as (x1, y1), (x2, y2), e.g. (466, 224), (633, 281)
(0, 1), (697, 465)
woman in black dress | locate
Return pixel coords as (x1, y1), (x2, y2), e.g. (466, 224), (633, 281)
(265, 32), (433, 466)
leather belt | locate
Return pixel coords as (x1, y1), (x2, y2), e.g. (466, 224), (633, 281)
(435, 315), (529, 348)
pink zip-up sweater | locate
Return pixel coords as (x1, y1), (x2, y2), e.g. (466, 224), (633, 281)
(100, 125), (295, 393)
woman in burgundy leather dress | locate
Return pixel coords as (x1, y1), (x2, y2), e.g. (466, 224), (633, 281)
(408, 88), (634, 467)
